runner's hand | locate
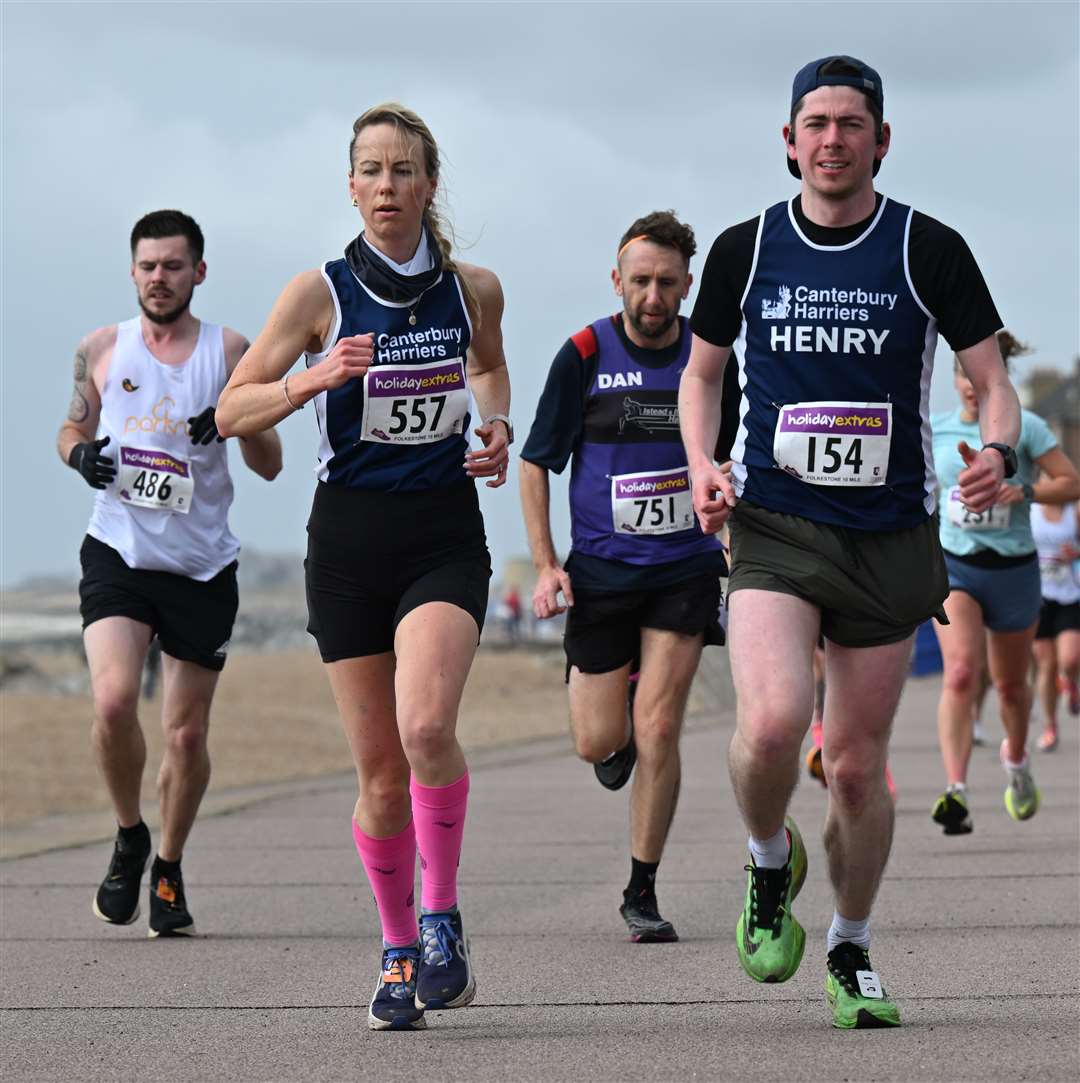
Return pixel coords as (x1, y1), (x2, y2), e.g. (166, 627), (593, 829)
(466, 420), (510, 488)
(69, 436), (116, 489)
(692, 460), (736, 534)
(319, 334), (374, 391)
(187, 406), (224, 445)
(957, 441), (1004, 514)
(533, 564), (574, 619)
(992, 482), (1025, 507)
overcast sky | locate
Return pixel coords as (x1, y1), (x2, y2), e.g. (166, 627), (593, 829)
(2, 1), (1077, 588)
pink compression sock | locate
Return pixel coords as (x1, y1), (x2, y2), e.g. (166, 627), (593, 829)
(410, 772), (469, 912)
(351, 818), (418, 947)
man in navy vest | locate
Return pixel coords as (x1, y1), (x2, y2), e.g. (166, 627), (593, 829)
(680, 57), (1020, 1027)
(520, 212), (733, 943)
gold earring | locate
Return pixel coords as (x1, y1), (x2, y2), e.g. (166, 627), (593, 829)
(351, 198), (358, 207)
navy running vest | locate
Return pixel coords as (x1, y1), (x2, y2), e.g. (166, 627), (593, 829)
(307, 258), (473, 491)
(732, 197), (938, 531)
(569, 316), (722, 564)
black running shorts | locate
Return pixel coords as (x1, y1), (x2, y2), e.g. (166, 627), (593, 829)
(727, 501), (948, 648)
(1035, 599), (1080, 640)
(78, 534), (238, 672)
(563, 573), (724, 678)
(305, 480), (492, 662)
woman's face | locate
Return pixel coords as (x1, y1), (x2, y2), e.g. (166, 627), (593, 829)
(953, 366), (979, 416)
(348, 123), (435, 247)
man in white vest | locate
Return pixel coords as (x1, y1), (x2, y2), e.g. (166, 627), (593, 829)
(56, 210), (282, 937)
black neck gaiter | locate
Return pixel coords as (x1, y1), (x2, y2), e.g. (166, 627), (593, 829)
(344, 231), (444, 304)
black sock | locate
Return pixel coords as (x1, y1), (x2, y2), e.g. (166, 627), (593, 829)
(626, 857), (659, 898)
(118, 821), (149, 847)
(153, 855), (181, 877)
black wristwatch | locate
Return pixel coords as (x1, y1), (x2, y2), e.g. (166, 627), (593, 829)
(982, 442), (1018, 479)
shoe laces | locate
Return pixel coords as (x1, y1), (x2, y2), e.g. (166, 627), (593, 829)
(624, 889), (663, 923)
(744, 864), (791, 937)
(828, 941), (873, 996)
(420, 914), (458, 968)
(381, 947), (418, 991)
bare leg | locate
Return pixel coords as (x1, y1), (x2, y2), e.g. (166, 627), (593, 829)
(84, 618), (153, 827)
(394, 602), (478, 785)
(324, 652), (410, 835)
(1057, 629), (1080, 714)
(821, 636), (912, 920)
(933, 591), (986, 786)
(156, 656), (220, 861)
(628, 628), (703, 862)
(1032, 638), (1059, 741)
(568, 661), (634, 763)
(987, 622), (1038, 764)
(728, 590), (820, 840)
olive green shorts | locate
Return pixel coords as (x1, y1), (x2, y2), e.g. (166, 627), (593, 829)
(727, 502), (949, 648)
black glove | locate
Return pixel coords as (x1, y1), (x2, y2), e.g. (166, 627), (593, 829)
(68, 436), (116, 490)
(188, 406), (224, 445)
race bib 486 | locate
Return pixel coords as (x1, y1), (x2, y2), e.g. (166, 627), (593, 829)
(117, 447), (193, 514)
(361, 358), (469, 445)
(773, 401), (891, 487)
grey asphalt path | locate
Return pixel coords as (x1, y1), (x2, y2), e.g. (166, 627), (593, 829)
(2, 671), (1078, 1081)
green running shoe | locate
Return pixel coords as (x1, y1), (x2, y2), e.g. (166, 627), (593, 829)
(1003, 759), (1040, 821)
(735, 816), (808, 983)
(826, 942), (901, 1029)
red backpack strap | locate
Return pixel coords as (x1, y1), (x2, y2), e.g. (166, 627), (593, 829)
(569, 325), (598, 361)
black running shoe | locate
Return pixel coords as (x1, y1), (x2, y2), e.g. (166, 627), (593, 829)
(619, 888), (679, 942)
(93, 823), (151, 925)
(931, 788), (973, 835)
(594, 735), (636, 791)
(416, 910), (475, 1010)
(148, 859), (196, 938)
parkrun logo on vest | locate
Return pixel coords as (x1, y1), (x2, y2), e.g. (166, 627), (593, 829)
(124, 396), (188, 436)
(375, 327), (463, 364)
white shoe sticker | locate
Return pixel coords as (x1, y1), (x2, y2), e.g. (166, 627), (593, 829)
(856, 970), (883, 999)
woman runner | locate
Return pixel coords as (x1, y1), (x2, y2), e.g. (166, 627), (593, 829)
(216, 104), (511, 1030)
(1030, 499), (1080, 751)
(930, 337), (1079, 834)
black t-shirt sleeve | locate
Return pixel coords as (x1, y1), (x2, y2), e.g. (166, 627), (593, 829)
(519, 337), (595, 474)
(689, 216), (759, 348)
(908, 212), (1003, 352)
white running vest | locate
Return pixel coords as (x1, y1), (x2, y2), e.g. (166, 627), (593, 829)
(87, 318), (239, 580)
(1030, 503), (1080, 605)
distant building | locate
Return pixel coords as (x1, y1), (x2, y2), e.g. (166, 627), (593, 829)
(1023, 358), (1080, 465)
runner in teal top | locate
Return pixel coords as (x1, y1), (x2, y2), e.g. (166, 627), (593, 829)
(930, 335), (1080, 838)
(933, 407), (1057, 557)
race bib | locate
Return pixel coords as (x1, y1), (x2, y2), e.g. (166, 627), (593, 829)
(773, 402), (891, 487)
(945, 487), (1009, 531)
(117, 447), (193, 514)
(611, 468), (695, 535)
(361, 358), (469, 445)
(1039, 557), (1075, 589)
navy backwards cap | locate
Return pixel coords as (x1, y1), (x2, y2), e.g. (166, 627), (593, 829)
(787, 55), (885, 179)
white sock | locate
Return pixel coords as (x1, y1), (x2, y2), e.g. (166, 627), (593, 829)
(827, 911), (870, 953)
(947, 781), (967, 794)
(748, 826), (789, 869)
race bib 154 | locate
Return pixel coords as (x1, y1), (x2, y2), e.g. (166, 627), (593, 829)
(773, 401), (891, 487)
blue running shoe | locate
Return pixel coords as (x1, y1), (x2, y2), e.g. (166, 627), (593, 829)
(368, 945), (425, 1031)
(415, 910), (475, 1010)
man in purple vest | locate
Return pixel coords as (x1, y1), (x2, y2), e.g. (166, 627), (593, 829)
(520, 211), (733, 942)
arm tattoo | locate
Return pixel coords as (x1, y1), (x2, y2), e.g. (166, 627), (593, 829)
(67, 345), (90, 422)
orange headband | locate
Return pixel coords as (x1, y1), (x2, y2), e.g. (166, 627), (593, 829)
(617, 234), (651, 260)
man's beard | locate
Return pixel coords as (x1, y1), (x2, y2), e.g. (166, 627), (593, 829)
(138, 287), (193, 325)
(626, 306), (677, 341)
